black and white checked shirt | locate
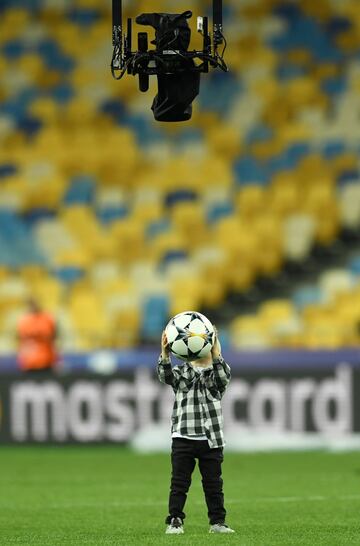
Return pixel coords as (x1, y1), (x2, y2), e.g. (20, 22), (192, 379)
(157, 356), (231, 448)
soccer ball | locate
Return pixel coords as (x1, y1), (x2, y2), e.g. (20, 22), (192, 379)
(165, 311), (215, 361)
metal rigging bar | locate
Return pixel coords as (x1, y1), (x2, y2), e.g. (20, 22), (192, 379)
(213, 0), (223, 45)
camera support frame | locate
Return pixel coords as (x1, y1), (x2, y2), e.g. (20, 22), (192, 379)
(111, 0), (228, 89)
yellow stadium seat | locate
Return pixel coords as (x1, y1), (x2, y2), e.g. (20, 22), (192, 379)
(259, 299), (295, 324)
(331, 153), (359, 177)
(285, 77), (321, 106)
(303, 186), (340, 243)
(149, 230), (186, 263)
(297, 153), (332, 182)
(193, 247), (227, 307)
(160, 158), (200, 191)
(97, 277), (135, 303)
(69, 291), (109, 342)
(251, 77), (280, 103)
(169, 277), (203, 317)
(193, 110), (221, 131)
(302, 318), (346, 349)
(111, 218), (145, 265)
(286, 49), (312, 66)
(206, 124), (242, 161)
(32, 277), (63, 312)
(336, 30), (360, 53)
(214, 217), (259, 290)
(198, 157), (234, 189)
(54, 247), (93, 269)
(22, 175), (67, 211)
(230, 315), (270, 349)
(0, 8), (30, 43)
(268, 179), (300, 217)
(278, 122), (312, 146)
(171, 202), (208, 250)
(236, 185), (266, 220)
(0, 267), (9, 283)
(29, 98), (59, 124)
(17, 54), (45, 84)
(251, 138), (284, 161)
(253, 214), (283, 275)
(301, 0), (332, 21)
(109, 304), (141, 348)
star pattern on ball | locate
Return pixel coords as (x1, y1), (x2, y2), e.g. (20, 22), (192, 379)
(165, 311), (214, 361)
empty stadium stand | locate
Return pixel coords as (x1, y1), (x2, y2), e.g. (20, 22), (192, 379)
(0, 0), (359, 353)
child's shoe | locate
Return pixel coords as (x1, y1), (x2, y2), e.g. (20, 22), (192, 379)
(209, 523), (235, 533)
(165, 517), (184, 534)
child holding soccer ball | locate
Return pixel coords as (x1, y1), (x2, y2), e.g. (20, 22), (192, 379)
(157, 327), (235, 535)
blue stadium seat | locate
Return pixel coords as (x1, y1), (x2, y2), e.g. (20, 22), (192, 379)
(97, 205), (129, 225)
(270, 11), (343, 62)
(121, 114), (163, 146)
(53, 266), (85, 284)
(322, 140), (346, 159)
(175, 127), (203, 146)
(0, 88), (40, 126)
(199, 71), (241, 114)
(293, 285), (324, 310)
(267, 142), (311, 174)
(141, 294), (169, 339)
(337, 170), (359, 186)
(245, 124), (273, 146)
(64, 175), (95, 206)
(23, 208), (56, 226)
(17, 115), (42, 136)
(67, 8), (101, 27)
(325, 16), (352, 37)
(101, 98), (126, 122)
(0, 210), (46, 266)
(349, 255), (360, 277)
(146, 219), (171, 241)
(161, 250), (188, 268)
(233, 156), (269, 186)
(50, 82), (74, 103)
(277, 63), (307, 81)
(207, 202), (234, 224)
(0, 163), (17, 179)
(321, 76), (347, 96)
(38, 39), (75, 72)
(2, 39), (25, 59)
(165, 190), (198, 208)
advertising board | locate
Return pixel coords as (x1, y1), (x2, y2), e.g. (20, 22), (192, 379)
(0, 361), (358, 444)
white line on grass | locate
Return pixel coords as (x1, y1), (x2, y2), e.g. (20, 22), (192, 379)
(2, 494), (359, 511)
(44, 494), (360, 510)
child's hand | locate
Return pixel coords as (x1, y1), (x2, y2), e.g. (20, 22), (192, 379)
(161, 331), (170, 359)
(211, 327), (222, 360)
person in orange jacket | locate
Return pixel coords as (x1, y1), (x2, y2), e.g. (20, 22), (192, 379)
(17, 299), (58, 373)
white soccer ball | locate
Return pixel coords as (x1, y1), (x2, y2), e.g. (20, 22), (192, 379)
(165, 311), (215, 361)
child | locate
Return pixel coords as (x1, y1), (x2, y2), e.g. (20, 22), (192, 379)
(157, 328), (235, 535)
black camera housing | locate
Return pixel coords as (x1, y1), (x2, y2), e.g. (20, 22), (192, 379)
(111, 1), (227, 122)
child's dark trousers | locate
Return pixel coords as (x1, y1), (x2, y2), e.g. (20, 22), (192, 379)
(166, 437), (226, 525)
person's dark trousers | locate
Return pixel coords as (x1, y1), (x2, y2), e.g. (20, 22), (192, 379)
(166, 437), (226, 525)
(22, 368), (53, 375)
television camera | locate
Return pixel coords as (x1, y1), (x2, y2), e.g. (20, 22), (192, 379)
(111, 0), (228, 122)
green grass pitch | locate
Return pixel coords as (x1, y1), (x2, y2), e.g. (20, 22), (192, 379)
(0, 447), (359, 545)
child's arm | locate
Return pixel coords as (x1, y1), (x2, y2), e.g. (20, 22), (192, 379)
(207, 329), (231, 394)
(156, 331), (180, 389)
(211, 357), (231, 393)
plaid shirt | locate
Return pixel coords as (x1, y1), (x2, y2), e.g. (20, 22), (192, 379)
(157, 355), (231, 448)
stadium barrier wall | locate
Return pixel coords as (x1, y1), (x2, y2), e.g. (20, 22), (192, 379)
(0, 350), (359, 446)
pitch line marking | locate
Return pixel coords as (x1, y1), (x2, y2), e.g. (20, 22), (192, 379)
(2, 494), (359, 511)
(42, 494), (360, 509)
